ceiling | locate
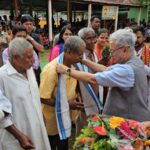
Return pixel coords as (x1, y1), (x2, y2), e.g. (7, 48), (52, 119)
(0, 0), (142, 13)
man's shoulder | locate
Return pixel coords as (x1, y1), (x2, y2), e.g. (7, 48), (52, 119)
(0, 65), (8, 76)
(42, 59), (58, 75)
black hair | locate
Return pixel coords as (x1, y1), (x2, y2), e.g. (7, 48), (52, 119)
(21, 15), (34, 24)
(90, 15), (100, 22)
(134, 26), (145, 36)
(129, 21), (137, 26)
(12, 25), (27, 36)
(62, 20), (70, 27)
(57, 25), (74, 44)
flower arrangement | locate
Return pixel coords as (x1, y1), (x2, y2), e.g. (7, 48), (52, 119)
(74, 115), (149, 150)
(98, 46), (110, 66)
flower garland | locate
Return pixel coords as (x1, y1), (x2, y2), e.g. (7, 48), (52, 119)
(74, 115), (149, 150)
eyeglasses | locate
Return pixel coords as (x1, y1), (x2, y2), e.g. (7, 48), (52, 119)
(110, 46), (124, 53)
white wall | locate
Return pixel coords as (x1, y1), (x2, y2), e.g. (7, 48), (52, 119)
(0, 10), (10, 20)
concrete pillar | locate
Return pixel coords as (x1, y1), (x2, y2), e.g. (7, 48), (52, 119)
(88, 3), (92, 26)
(48, 0), (53, 41)
(67, 0), (70, 21)
(137, 7), (141, 26)
(14, 0), (19, 17)
(114, 6), (119, 31)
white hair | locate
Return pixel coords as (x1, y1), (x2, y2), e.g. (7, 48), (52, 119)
(8, 38), (33, 61)
(78, 27), (95, 40)
(109, 29), (137, 51)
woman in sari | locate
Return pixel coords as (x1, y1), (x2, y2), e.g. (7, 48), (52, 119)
(49, 25), (73, 61)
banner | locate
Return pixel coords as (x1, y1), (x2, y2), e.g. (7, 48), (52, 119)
(102, 6), (118, 20)
(84, 0), (142, 6)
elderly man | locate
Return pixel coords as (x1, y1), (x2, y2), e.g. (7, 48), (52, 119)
(40, 36), (85, 150)
(57, 29), (150, 122)
(77, 27), (103, 116)
(73, 28), (103, 135)
(0, 38), (51, 150)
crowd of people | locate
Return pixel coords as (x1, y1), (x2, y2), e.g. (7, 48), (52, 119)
(1, 14), (150, 150)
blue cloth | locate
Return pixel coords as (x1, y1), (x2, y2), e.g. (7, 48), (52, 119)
(95, 64), (135, 91)
(74, 63), (103, 113)
(59, 43), (64, 54)
(56, 53), (71, 140)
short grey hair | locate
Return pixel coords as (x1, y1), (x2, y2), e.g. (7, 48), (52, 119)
(64, 36), (85, 54)
(78, 27), (95, 40)
(109, 29), (137, 51)
(8, 38), (33, 61)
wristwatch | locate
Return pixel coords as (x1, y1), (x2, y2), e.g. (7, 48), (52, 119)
(66, 68), (71, 76)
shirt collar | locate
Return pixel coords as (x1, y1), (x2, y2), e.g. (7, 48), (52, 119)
(6, 61), (19, 75)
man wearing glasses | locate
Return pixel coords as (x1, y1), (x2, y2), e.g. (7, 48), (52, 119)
(57, 29), (150, 122)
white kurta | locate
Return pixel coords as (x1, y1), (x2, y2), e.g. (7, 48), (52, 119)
(0, 62), (51, 150)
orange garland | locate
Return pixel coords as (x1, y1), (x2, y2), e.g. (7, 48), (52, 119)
(142, 44), (150, 65)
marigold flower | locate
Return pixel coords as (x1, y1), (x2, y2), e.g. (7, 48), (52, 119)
(109, 116), (125, 129)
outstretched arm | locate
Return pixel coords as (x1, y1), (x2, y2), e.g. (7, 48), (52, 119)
(82, 59), (107, 73)
(56, 63), (97, 84)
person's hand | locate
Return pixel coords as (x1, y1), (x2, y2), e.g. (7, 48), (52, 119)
(80, 59), (86, 64)
(141, 121), (150, 136)
(141, 121), (150, 131)
(69, 95), (84, 110)
(56, 63), (68, 74)
(6, 125), (35, 149)
(18, 133), (35, 149)
(26, 35), (34, 42)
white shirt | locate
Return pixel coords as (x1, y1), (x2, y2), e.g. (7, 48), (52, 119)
(0, 90), (12, 114)
(0, 89), (12, 124)
(0, 62), (51, 150)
